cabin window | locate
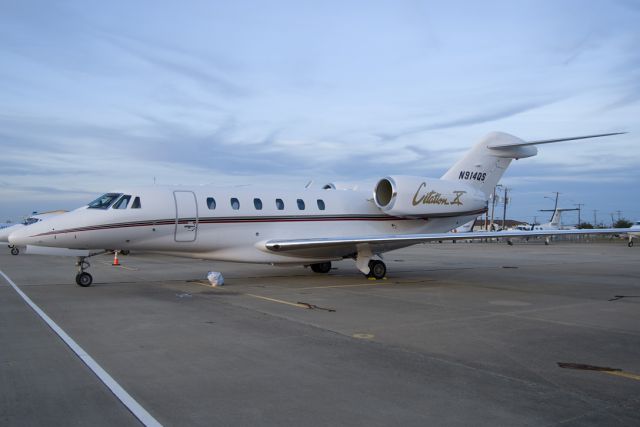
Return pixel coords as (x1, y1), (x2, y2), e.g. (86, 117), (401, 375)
(131, 197), (141, 209)
(317, 199), (325, 210)
(88, 193), (122, 209)
(276, 199), (284, 210)
(254, 198), (263, 210)
(231, 198), (240, 210)
(113, 195), (131, 209)
(207, 197), (216, 210)
(297, 199), (305, 210)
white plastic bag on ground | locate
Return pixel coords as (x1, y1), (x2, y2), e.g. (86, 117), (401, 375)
(206, 271), (224, 286)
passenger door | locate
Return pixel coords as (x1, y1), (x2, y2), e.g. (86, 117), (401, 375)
(174, 191), (198, 242)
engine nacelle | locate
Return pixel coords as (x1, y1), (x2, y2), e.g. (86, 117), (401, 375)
(373, 176), (487, 218)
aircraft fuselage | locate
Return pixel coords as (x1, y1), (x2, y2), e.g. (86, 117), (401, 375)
(11, 186), (479, 264)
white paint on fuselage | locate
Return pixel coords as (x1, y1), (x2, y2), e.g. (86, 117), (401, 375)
(12, 185), (475, 263)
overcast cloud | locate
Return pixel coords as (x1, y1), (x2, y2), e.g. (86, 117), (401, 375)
(1, 0), (639, 225)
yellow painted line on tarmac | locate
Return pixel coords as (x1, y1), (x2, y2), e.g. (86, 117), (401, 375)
(300, 279), (434, 290)
(352, 333), (375, 339)
(98, 261), (139, 271)
(603, 370), (640, 381)
(246, 294), (308, 309)
(300, 282), (390, 290)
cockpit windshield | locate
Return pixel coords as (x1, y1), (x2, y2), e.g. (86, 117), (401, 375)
(88, 193), (122, 209)
(22, 217), (40, 226)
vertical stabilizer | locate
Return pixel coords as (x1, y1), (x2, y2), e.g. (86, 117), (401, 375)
(441, 132), (537, 196)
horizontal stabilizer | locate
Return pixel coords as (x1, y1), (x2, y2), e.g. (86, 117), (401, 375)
(488, 132), (626, 149)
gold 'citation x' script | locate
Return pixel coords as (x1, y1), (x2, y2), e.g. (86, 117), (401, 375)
(412, 182), (466, 206)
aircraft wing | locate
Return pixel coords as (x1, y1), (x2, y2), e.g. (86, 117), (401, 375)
(262, 228), (629, 259)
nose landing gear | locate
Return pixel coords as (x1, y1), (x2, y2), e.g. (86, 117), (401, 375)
(75, 257), (93, 287)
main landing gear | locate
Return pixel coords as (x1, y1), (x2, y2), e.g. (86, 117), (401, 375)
(10, 245), (19, 256)
(629, 240), (634, 248)
(367, 260), (387, 280)
(310, 262), (332, 273)
(75, 256), (93, 287)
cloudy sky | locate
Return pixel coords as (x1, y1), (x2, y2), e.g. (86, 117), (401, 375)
(1, 0), (639, 225)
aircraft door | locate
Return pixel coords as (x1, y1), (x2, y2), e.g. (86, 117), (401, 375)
(174, 191), (198, 242)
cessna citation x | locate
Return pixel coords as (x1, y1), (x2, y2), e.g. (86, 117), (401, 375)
(9, 131), (630, 287)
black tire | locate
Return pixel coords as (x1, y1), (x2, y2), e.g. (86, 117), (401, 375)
(310, 262), (332, 274)
(75, 272), (93, 287)
(11, 247), (19, 256)
(367, 260), (387, 280)
(120, 250), (130, 255)
(629, 241), (634, 248)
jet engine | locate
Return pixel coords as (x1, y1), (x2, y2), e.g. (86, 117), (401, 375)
(373, 176), (487, 218)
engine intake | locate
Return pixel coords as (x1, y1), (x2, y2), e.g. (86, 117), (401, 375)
(374, 178), (396, 207)
(373, 175), (487, 218)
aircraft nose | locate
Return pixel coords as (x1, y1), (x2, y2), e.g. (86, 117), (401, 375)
(0, 227), (14, 243)
(9, 228), (31, 246)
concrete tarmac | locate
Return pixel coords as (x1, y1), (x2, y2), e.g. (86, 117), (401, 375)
(1, 241), (639, 426)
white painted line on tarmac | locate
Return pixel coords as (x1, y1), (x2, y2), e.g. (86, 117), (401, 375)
(0, 270), (162, 427)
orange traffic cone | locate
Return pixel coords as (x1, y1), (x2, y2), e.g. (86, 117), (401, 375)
(112, 251), (120, 266)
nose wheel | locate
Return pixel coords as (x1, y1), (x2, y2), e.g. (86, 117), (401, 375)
(76, 272), (93, 287)
(10, 246), (19, 256)
(75, 257), (93, 287)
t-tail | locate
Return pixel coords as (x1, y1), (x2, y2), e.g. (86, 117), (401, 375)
(441, 131), (626, 197)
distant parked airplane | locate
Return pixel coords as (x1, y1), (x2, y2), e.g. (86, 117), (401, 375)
(628, 221), (640, 247)
(1, 211), (66, 255)
(533, 208), (578, 231)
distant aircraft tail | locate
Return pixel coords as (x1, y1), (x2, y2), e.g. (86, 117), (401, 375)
(550, 209), (562, 226)
(441, 131), (625, 197)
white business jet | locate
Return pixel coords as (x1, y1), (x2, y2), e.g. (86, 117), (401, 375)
(1, 210), (66, 255)
(533, 208), (578, 231)
(9, 131), (629, 287)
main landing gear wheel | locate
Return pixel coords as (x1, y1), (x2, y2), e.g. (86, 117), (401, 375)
(310, 262), (332, 273)
(10, 247), (19, 256)
(629, 240), (634, 248)
(367, 260), (387, 280)
(75, 272), (93, 287)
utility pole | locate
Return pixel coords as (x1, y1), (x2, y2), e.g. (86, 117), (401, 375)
(616, 210), (622, 221)
(593, 210), (598, 227)
(502, 187), (509, 230)
(610, 213), (615, 227)
(574, 203), (584, 226)
(490, 185), (501, 231)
